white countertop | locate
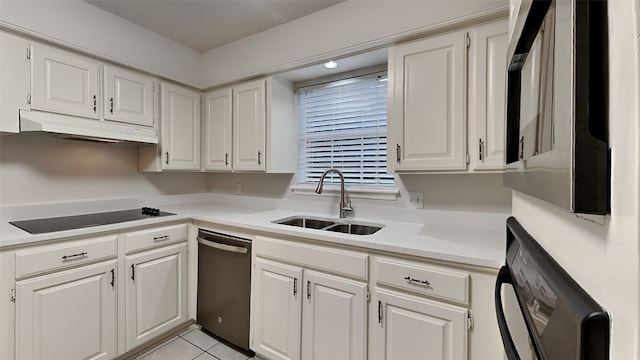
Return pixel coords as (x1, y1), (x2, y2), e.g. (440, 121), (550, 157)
(0, 194), (508, 269)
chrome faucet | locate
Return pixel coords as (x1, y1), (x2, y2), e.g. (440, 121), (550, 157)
(315, 168), (353, 218)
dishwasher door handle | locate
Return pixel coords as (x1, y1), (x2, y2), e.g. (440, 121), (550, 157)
(197, 237), (249, 254)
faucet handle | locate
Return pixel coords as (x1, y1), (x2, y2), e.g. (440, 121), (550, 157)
(342, 200), (353, 211)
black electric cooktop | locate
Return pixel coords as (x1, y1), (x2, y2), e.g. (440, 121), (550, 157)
(10, 207), (176, 234)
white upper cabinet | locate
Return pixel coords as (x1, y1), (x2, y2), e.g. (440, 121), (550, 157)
(203, 87), (233, 171)
(468, 20), (508, 171)
(388, 30), (467, 172)
(31, 44), (100, 119)
(233, 79), (267, 171)
(202, 76), (296, 173)
(160, 82), (201, 170)
(103, 64), (155, 127)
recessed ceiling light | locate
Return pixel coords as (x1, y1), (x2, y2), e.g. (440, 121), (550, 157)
(323, 61), (339, 69)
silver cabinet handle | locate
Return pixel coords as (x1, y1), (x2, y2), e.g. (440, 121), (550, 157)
(197, 237), (248, 254)
(257, 150), (262, 165)
(396, 144), (401, 164)
(92, 95), (97, 113)
(62, 252), (87, 262)
(153, 235), (170, 242)
(110, 97), (114, 114)
(225, 153), (229, 166)
(404, 276), (430, 286)
(479, 138), (484, 161)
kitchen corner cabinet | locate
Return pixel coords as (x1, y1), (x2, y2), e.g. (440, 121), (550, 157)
(103, 64), (155, 127)
(468, 20), (508, 171)
(203, 76), (296, 173)
(31, 44), (100, 119)
(124, 242), (188, 350)
(160, 82), (201, 170)
(233, 79), (267, 171)
(203, 87), (233, 171)
(252, 236), (368, 360)
(388, 30), (467, 172)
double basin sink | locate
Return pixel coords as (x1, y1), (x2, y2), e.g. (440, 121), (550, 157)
(273, 216), (383, 235)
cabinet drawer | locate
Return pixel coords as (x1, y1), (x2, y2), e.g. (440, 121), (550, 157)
(374, 257), (469, 305)
(125, 223), (188, 254)
(255, 236), (369, 280)
(15, 235), (117, 278)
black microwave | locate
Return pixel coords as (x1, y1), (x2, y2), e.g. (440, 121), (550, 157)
(503, 0), (609, 214)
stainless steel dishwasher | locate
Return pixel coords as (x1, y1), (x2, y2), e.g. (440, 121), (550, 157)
(197, 229), (253, 354)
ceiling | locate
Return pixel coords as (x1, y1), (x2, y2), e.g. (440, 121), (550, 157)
(85, 0), (344, 53)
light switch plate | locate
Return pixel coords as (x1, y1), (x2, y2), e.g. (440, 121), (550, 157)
(406, 191), (424, 209)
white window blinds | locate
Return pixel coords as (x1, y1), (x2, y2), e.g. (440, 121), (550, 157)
(297, 71), (394, 186)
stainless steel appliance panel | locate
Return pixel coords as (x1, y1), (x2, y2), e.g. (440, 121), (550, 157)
(504, 0), (609, 214)
(495, 217), (610, 360)
(197, 229), (252, 353)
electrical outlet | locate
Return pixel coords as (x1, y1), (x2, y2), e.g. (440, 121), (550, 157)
(406, 191), (424, 209)
(234, 183), (242, 195)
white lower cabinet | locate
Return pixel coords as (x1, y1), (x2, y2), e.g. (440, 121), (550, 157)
(252, 236), (369, 360)
(15, 260), (117, 360)
(124, 242), (188, 351)
(253, 258), (303, 360)
(372, 288), (468, 360)
(301, 270), (367, 360)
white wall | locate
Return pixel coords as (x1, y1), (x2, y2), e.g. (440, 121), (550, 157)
(0, 133), (211, 206)
(511, 0), (640, 358)
(0, 0), (202, 87)
(209, 172), (512, 213)
(200, 0), (507, 87)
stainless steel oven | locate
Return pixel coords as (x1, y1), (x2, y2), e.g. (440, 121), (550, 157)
(504, 0), (609, 214)
(495, 217), (610, 359)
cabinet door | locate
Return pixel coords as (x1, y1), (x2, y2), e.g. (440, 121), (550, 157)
(204, 87), (233, 171)
(15, 260), (117, 360)
(161, 82), (201, 170)
(302, 270), (367, 360)
(469, 20), (508, 170)
(31, 45), (100, 119)
(388, 31), (467, 171)
(373, 288), (468, 360)
(125, 243), (188, 350)
(253, 258), (302, 360)
(233, 79), (266, 171)
(104, 64), (155, 127)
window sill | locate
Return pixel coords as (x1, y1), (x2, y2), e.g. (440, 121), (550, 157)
(291, 185), (399, 201)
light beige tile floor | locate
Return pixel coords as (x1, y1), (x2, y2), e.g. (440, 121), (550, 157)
(136, 325), (256, 360)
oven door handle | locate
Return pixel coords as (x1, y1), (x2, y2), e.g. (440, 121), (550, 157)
(495, 265), (522, 360)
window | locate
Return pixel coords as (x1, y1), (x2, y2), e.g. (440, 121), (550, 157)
(296, 71), (394, 188)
